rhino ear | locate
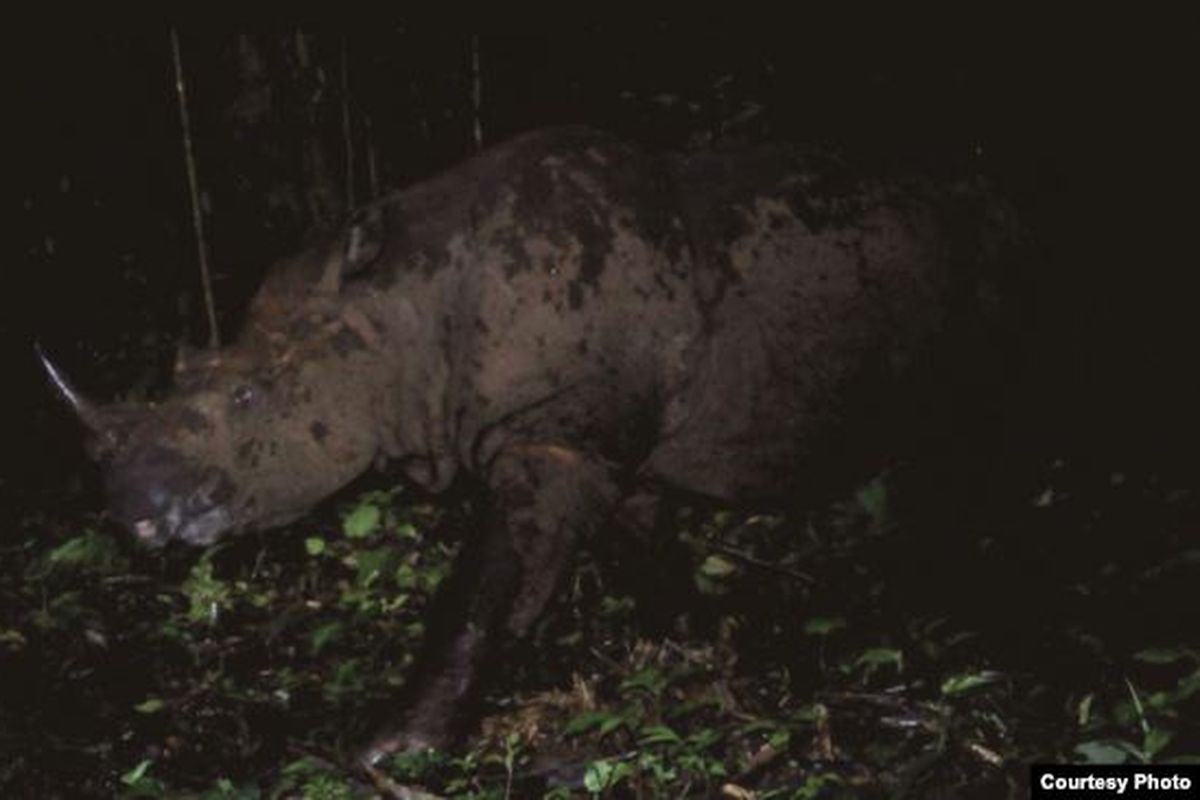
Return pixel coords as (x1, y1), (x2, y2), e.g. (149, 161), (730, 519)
(343, 205), (385, 278)
(313, 206), (385, 297)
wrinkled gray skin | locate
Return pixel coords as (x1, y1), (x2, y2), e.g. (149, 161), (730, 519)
(45, 126), (1018, 765)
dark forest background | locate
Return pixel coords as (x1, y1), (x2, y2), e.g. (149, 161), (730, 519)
(4, 24), (1196, 522)
(2, 21), (1197, 798)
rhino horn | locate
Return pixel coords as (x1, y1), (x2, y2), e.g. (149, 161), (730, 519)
(34, 342), (104, 432)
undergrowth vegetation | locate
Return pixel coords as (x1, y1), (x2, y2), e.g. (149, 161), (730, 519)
(1, 461), (1196, 798)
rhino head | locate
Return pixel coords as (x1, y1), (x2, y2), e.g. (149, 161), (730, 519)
(38, 222), (400, 549)
(41, 329), (388, 548)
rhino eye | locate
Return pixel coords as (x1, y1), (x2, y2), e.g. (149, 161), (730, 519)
(231, 383), (260, 411)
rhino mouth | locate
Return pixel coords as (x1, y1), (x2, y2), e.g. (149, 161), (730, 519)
(132, 502), (233, 549)
(118, 467), (237, 549)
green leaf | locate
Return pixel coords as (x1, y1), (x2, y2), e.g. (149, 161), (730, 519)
(0, 629), (26, 650)
(354, 547), (396, 587)
(941, 670), (1003, 696)
(638, 725), (682, 746)
(1143, 728), (1173, 758)
(686, 726), (724, 750)
(181, 557), (231, 625)
(853, 648), (904, 678)
(796, 773), (845, 798)
(197, 778), (260, 799)
(42, 530), (126, 575)
(1173, 668), (1200, 702)
(310, 622), (343, 656)
(134, 698), (165, 714)
(599, 594), (636, 618)
(620, 668), (667, 698)
(1073, 740), (1131, 764)
(599, 715), (627, 737)
(343, 503), (381, 539)
(1134, 647), (1191, 665)
(699, 554), (737, 578)
(394, 562), (417, 590)
(583, 759), (631, 793)
(304, 536), (326, 556)
(1124, 677), (1150, 736)
(120, 759), (154, 785)
(564, 710), (622, 737)
(856, 477), (888, 525)
(803, 617), (846, 637)
(280, 757), (326, 777)
(1077, 693), (1094, 727)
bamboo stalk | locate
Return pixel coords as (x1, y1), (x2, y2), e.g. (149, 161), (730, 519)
(170, 28), (220, 349)
(470, 34), (483, 152)
(341, 35), (355, 210)
(365, 114), (379, 200)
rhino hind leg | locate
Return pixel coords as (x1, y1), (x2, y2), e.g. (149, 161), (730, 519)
(360, 442), (617, 767)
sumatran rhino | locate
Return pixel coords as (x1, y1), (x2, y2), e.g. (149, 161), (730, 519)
(39, 126), (1020, 764)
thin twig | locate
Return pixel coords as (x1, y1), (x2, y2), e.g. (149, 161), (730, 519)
(587, 646), (627, 674)
(365, 114), (379, 200)
(283, 742), (341, 772)
(711, 543), (815, 585)
(169, 28), (219, 349)
(362, 762), (445, 800)
(341, 35), (355, 210)
(470, 35), (483, 152)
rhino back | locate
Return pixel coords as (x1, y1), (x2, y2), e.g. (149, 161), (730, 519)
(430, 128), (704, 472)
(248, 127), (990, 503)
(644, 147), (966, 499)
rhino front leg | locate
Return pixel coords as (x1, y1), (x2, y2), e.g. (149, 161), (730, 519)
(360, 442), (616, 766)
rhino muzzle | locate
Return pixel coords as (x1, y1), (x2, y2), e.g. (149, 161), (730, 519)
(105, 445), (237, 548)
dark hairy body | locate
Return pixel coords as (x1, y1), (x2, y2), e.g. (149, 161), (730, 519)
(40, 126), (1019, 764)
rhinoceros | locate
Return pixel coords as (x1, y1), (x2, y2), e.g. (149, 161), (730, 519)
(39, 125), (1019, 763)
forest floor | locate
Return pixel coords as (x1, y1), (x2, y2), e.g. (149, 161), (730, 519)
(2, 456), (1197, 798)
